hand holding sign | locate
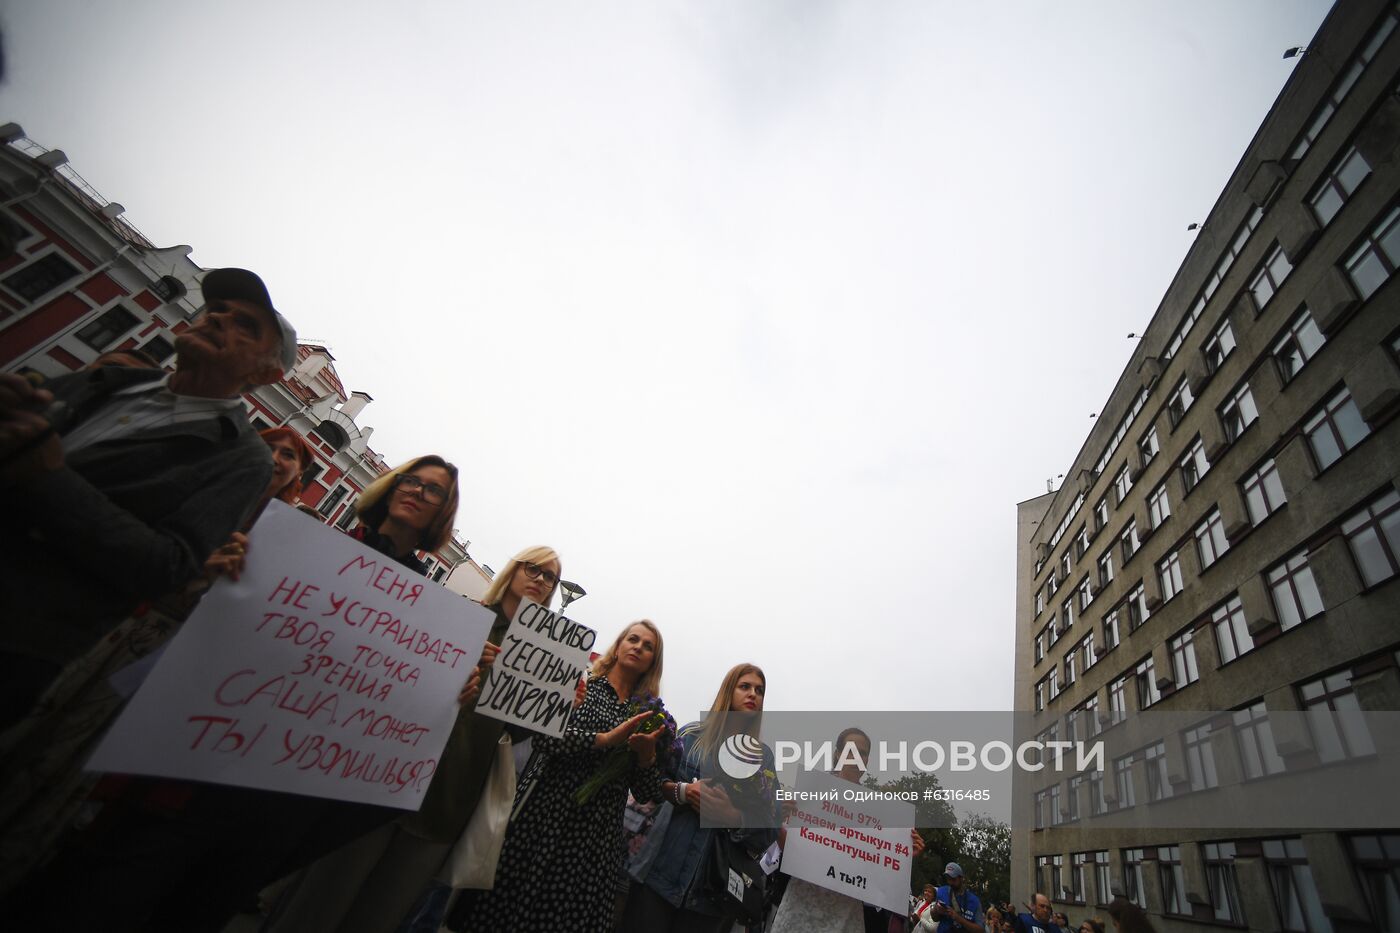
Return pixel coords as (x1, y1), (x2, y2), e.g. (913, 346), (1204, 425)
(87, 501), (496, 809)
(473, 600), (597, 738)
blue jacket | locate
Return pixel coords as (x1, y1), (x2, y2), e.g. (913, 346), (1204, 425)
(628, 721), (782, 914)
(932, 885), (982, 932)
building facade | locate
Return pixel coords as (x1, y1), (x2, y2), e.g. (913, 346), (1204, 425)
(1013, 2), (1400, 931)
(0, 123), (485, 582)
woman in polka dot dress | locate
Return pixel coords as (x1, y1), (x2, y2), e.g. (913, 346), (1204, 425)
(459, 620), (668, 932)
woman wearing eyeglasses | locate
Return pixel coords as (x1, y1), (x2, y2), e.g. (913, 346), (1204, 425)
(264, 543), (565, 933)
(452, 619), (667, 933)
(342, 455), (459, 573)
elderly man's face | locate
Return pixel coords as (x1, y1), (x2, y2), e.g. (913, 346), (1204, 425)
(177, 298), (280, 383)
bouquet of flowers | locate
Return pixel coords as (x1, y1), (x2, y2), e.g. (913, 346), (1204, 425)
(575, 692), (682, 806)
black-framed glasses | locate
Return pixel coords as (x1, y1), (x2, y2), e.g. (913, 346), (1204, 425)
(394, 474), (449, 505)
(521, 561), (560, 587)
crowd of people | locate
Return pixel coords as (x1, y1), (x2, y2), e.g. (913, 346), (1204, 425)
(0, 267), (1159, 933)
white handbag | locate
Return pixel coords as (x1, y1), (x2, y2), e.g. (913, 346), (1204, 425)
(442, 733), (516, 890)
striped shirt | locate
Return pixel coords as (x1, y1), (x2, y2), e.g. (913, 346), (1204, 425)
(62, 373), (246, 453)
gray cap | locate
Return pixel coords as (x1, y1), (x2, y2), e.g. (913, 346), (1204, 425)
(201, 267), (297, 373)
(945, 861), (964, 878)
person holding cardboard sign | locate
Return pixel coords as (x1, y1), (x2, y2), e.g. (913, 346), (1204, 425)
(456, 620), (668, 933)
(620, 662), (783, 933)
(264, 544), (563, 933)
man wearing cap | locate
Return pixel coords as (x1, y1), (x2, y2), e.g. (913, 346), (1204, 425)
(0, 267), (295, 726)
(923, 862), (985, 932)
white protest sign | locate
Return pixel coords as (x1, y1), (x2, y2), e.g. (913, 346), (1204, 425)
(779, 770), (916, 913)
(472, 599), (596, 737)
(88, 500), (494, 809)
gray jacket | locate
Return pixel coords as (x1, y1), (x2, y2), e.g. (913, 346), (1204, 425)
(2, 366), (273, 666)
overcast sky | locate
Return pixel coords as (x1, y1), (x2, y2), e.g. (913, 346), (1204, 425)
(3, 0), (1332, 717)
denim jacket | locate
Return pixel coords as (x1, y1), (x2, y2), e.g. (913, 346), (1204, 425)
(628, 721), (781, 914)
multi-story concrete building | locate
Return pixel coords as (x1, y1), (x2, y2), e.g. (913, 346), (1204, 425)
(1013, 2), (1400, 930)
(0, 123), (484, 582)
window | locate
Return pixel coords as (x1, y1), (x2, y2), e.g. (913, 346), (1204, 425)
(1087, 768), (1106, 816)
(73, 305), (140, 351)
(1167, 379), (1195, 427)
(1078, 577), (1093, 611)
(1035, 628), (1047, 663)
(1061, 599), (1074, 635)
(1126, 583), (1150, 631)
(318, 485), (348, 518)
(1309, 146), (1371, 226)
(1264, 838), (1333, 932)
(1048, 665), (1060, 701)
(300, 461), (323, 487)
(1079, 631), (1098, 673)
(1164, 207), (1264, 361)
(1064, 647), (1077, 687)
(1092, 851), (1111, 904)
(1204, 842), (1246, 924)
(1061, 551), (1071, 580)
(1212, 595), (1255, 664)
(1168, 628), (1199, 687)
(1147, 483), (1171, 529)
(1114, 466), (1133, 504)
(1120, 519), (1141, 562)
(150, 274), (187, 303)
(1034, 788), (1050, 829)
(1299, 670), (1375, 762)
(1303, 388), (1371, 470)
(1220, 382), (1259, 442)
(1234, 702), (1286, 779)
(1109, 675), (1128, 725)
(1243, 458), (1287, 525)
(1158, 551), (1184, 603)
(1267, 551), (1325, 631)
(1035, 589), (1045, 615)
(1144, 742), (1172, 801)
(141, 335), (175, 364)
(1346, 205), (1400, 301)
(1196, 508), (1230, 569)
(1094, 496), (1110, 530)
(1036, 855), (1063, 902)
(1273, 309), (1326, 383)
(1184, 723), (1218, 791)
(1160, 845), (1187, 915)
(1114, 755), (1135, 808)
(1098, 550), (1114, 588)
(1035, 675), (1050, 712)
(1139, 427), (1160, 465)
(1122, 848), (1146, 905)
(1134, 656), (1161, 709)
(1048, 571), (1059, 596)
(1, 251), (81, 302)
(1204, 318), (1237, 372)
(1075, 526), (1091, 559)
(1341, 489), (1400, 587)
(1180, 437), (1211, 491)
(1349, 834), (1400, 932)
(1049, 782), (1063, 826)
(1290, 5), (1396, 162)
(1250, 245), (1293, 309)
(335, 506), (357, 530)
(1071, 695), (1101, 741)
(1102, 610), (1121, 653)
(1070, 851), (1089, 902)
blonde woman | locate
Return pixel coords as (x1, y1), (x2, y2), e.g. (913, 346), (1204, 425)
(621, 662), (780, 933)
(459, 620), (668, 932)
(265, 541), (558, 933)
